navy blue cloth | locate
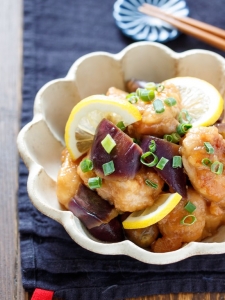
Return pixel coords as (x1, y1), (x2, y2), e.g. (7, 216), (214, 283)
(19, 0), (225, 299)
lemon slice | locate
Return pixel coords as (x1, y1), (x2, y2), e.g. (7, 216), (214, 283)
(164, 77), (224, 127)
(65, 95), (142, 160)
(122, 192), (182, 229)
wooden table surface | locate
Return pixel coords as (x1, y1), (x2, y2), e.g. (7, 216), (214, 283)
(1, 0), (225, 299)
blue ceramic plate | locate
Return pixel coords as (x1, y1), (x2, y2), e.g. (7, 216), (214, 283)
(113, 0), (189, 43)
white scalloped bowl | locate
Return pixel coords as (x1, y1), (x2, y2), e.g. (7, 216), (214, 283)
(17, 42), (225, 265)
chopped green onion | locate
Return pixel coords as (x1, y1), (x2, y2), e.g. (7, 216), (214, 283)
(101, 134), (116, 154)
(145, 82), (156, 90)
(126, 92), (136, 99)
(163, 134), (173, 142)
(156, 157), (169, 170)
(126, 92), (138, 104)
(128, 95), (138, 104)
(211, 161), (223, 174)
(164, 97), (177, 106)
(145, 179), (158, 189)
(171, 133), (181, 143)
(102, 160), (115, 176)
(140, 151), (158, 167)
(156, 84), (164, 92)
(178, 109), (192, 124)
(80, 159), (93, 173)
(88, 177), (102, 189)
(163, 133), (181, 144)
(153, 99), (165, 113)
(149, 140), (156, 152)
(202, 158), (212, 167)
(176, 123), (192, 136)
(147, 90), (155, 100)
(172, 156), (182, 168)
(136, 88), (155, 102)
(116, 121), (126, 131)
(204, 142), (214, 154)
(184, 201), (196, 213)
(180, 215), (197, 226)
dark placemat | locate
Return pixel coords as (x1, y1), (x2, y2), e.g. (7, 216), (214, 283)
(19, 1), (225, 299)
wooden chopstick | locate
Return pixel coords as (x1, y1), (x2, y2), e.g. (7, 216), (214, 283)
(138, 3), (225, 51)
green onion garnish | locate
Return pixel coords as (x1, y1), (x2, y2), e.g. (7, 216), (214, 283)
(156, 157), (169, 170)
(153, 99), (165, 113)
(128, 95), (138, 104)
(163, 134), (173, 142)
(176, 123), (192, 136)
(126, 92), (138, 104)
(204, 142), (214, 154)
(136, 88), (155, 102)
(88, 177), (102, 189)
(184, 201), (196, 213)
(156, 84), (164, 92)
(101, 134), (116, 154)
(140, 151), (158, 167)
(171, 133), (181, 143)
(80, 159), (93, 173)
(180, 215), (197, 226)
(102, 160), (115, 176)
(145, 179), (158, 189)
(149, 140), (156, 152)
(172, 156), (182, 168)
(211, 161), (223, 174)
(116, 121), (126, 131)
(178, 109), (192, 124)
(163, 133), (181, 144)
(145, 82), (156, 90)
(164, 97), (177, 106)
(126, 92), (136, 99)
(202, 158), (212, 167)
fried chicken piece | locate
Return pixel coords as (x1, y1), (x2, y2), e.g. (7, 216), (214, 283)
(181, 126), (225, 202)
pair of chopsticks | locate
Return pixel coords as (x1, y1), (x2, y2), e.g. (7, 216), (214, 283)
(138, 3), (225, 51)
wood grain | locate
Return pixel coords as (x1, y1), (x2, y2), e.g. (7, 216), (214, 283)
(0, 0), (24, 299)
(26, 293), (225, 300)
(1, 1), (225, 300)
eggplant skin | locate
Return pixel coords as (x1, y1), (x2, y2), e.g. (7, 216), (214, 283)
(89, 217), (124, 243)
(68, 183), (118, 229)
(91, 118), (142, 180)
(126, 79), (147, 93)
(140, 136), (187, 198)
(68, 183), (124, 243)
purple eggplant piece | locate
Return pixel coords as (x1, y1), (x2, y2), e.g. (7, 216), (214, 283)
(89, 218), (124, 242)
(68, 184), (124, 243)
(91, 118), (142, 180)
(126, 79), (148, 92)
(140, 136), (187, 198)
(68, 183), (118, 229)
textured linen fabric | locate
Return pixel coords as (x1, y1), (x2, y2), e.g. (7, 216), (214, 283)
(19, 0), (225, 299)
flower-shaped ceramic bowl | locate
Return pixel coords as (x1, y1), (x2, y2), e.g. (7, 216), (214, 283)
(17, 42), (225, 265)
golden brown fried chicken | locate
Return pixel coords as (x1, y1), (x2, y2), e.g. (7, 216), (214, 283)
(128, 82), (182, 137)
(56, 149), (82, 208)
(152, 188), (206, 252)
(77, 159), (164, 212)
(181, 126), (225, 203)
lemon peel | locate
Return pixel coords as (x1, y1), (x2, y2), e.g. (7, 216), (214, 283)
(122, 192), (182, 229)
(65, 95), (142, 160)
